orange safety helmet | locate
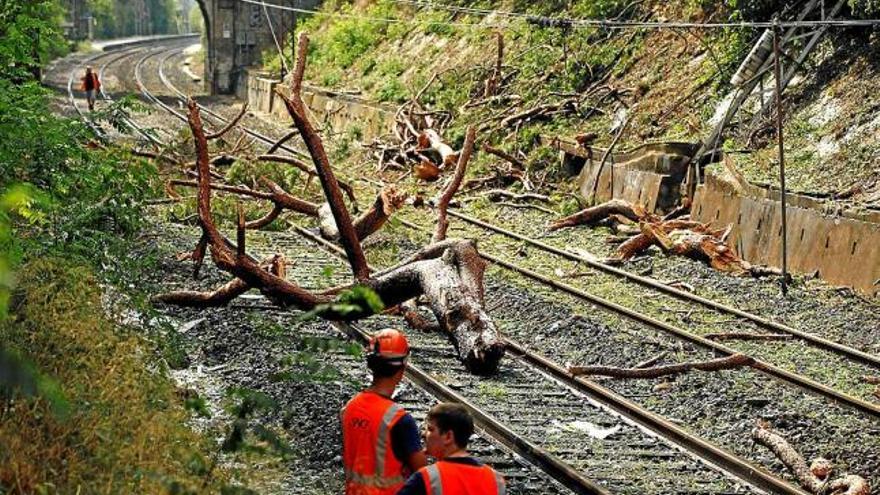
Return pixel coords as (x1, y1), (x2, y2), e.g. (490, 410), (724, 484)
(367, 328), (410, 366)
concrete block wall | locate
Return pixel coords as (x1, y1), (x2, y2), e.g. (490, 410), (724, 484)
(693, 167), (880, 296)
(243, 70), (397, 141)
(545, 137), (697, 214)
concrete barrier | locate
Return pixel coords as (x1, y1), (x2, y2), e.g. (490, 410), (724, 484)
(99, 33), (201, 52)
(243, 70), (396, 141)
(693, 164), (880, 296)
(543, 136), (698, 213)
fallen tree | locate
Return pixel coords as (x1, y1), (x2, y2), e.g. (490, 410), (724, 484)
(752, 422), (870, 495)
(551, 199), (779, 277)
(155, 33), (505, 374)
(569, 353), (753, 378)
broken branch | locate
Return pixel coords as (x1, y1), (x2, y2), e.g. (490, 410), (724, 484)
(205, 102), (249, 140)
(569, 353), (753, 378)
(434, 126), (476, 243)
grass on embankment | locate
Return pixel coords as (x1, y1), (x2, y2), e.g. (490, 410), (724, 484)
(0, 257), (228, 494)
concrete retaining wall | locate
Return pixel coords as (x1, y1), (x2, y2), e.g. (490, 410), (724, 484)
(544, 137), (698, 213)
(241, 70), (396, 141)
(693, 165), (880, 296)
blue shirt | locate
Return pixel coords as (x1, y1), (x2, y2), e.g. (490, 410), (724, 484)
(391, 412), (422, 463)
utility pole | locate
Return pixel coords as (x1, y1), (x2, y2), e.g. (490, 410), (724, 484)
(772, 21), (789, 295)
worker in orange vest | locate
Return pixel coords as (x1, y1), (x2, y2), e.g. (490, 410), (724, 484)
(80, 66), (101, 111)
(397, 402), (506, 495)
(342, 328), (427, 494)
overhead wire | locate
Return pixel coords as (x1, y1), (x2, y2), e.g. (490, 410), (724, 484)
(262, 0), (289, 74)
(240, 0), (880, 30)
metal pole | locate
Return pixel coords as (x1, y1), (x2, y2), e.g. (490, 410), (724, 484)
(772, 22), (789, 295)
(290, 0), (297, 81)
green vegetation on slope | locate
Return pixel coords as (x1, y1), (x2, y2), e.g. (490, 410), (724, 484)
(264, 0), (880, 195)
(0, 3), (283, 493)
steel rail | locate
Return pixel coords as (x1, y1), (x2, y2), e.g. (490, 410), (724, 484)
(141, 51), (879, 418)
(155, 47), (310, 160)
(96, 46), (168, 146)
(448, 210), (880, 369)
(390, 217), (880, 418)
(134, 52), (813, 488)
(484, 249), (880, 418)
(134, 47), (190, 119)
(332, 320), (612, 495)
(292, 224), (803, 495)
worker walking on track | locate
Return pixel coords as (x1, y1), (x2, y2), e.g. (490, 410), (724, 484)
(80, 66), (101, 111)
(342, 328), (427, 495)
(396, 402), (506, 495)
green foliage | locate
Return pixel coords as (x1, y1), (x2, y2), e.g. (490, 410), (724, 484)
(849, 0), (880, 16)
(0, 0), (67, 81)
(300, 285), (385, 320)
(300, 1), (398, 72)
(421, 10), (457, 36)
(87, 0), (182, 38)
(0, 347), (70, 418)
(226, 158), (301, 193)
(1, 258), (227, 493)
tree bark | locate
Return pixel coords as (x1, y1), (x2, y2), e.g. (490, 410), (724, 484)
(418, 129), (458, 168)
(434, 126), (476, 243)
(277, 32), (369, 282)
(569, 353), (753, 378)
(751, 424), (869, 495)
(155, 39), (505, 375)
(550, 199), (649, 231)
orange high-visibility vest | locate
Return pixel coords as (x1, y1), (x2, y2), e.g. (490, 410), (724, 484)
(419, 460), (506, 495)
(342, 391), (408, 495)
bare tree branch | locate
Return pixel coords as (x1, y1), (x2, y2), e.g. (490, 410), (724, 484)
(206, 102), (249, 140)
(434, 126), (476, 243)
(275, 32), (370, 282)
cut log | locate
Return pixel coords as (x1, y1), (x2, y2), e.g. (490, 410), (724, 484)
(569, 353), (753, 378)
(828, 475), (870, 495)
(366, 239), (504, 374)
(353, 187), (408, 241)
(414, 160), (441, 182)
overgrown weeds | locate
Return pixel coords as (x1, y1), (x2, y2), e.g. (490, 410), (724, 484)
(1, 258), (228, 494)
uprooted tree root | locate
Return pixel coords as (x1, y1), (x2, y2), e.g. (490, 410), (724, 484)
(752, 423), (870, 495)
(153, 33), (505, 375)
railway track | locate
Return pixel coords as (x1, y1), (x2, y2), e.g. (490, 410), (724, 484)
(60, 42), (880, 491)
(141, 47), (880, 414)
(177, 223), (778, 494)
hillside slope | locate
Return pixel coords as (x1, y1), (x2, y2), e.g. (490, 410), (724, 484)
(264, 0), (879, 205)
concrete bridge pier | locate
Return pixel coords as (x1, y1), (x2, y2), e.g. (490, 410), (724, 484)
(196, 0), (321, 94)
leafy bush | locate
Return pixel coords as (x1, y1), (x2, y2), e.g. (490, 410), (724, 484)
(0, 1), (67, 81)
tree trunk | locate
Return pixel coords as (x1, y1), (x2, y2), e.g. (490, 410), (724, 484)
(550, 199), (649, 231)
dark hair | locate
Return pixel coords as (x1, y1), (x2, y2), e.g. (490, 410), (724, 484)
(427, 403), (473, 448)
(367, 354), (405, 378)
